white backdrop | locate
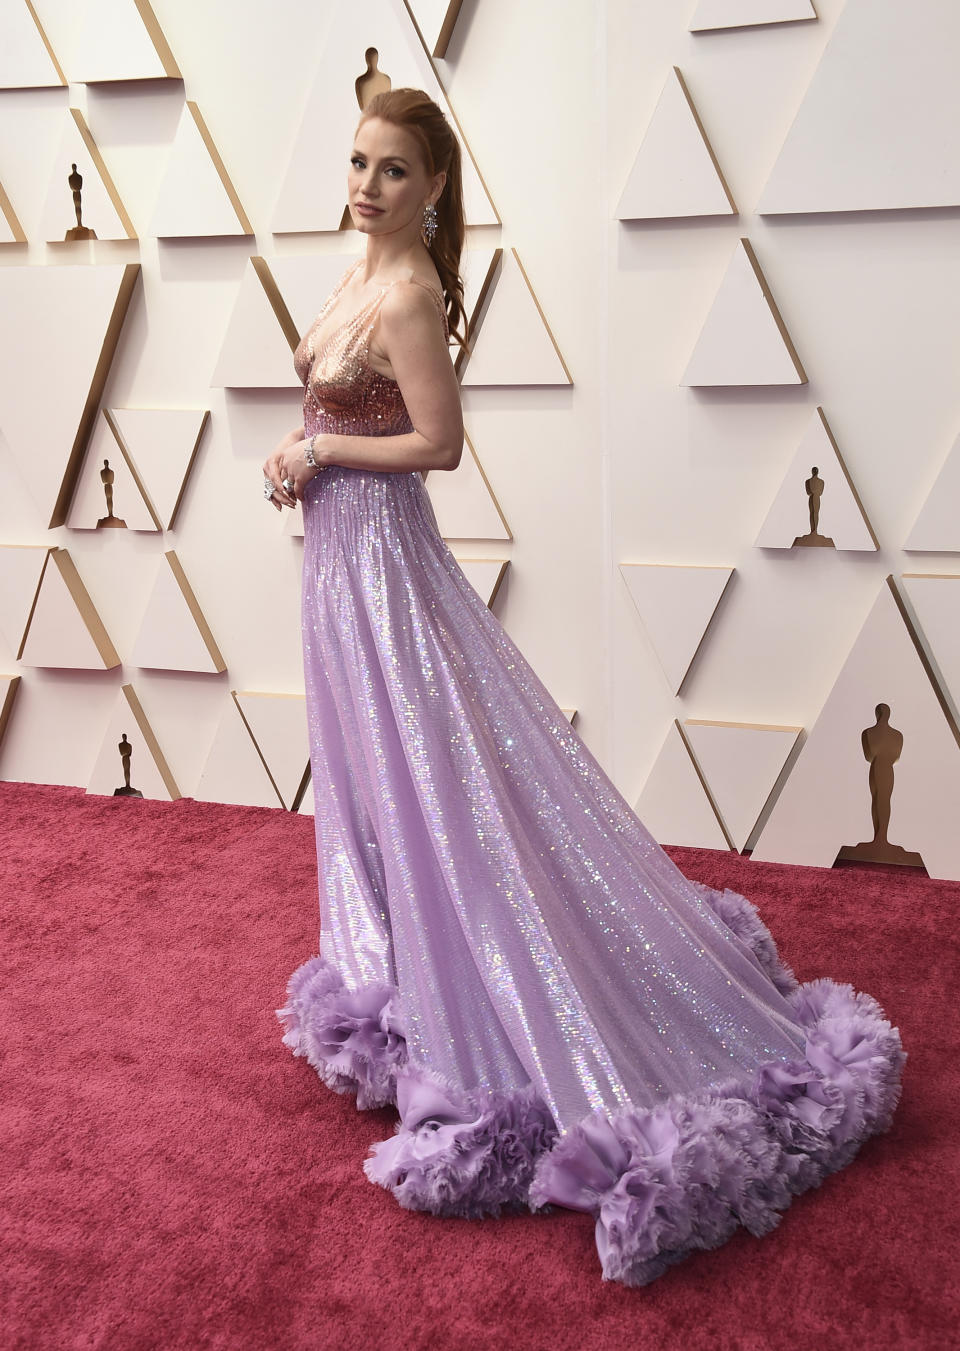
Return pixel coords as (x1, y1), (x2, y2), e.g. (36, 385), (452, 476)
(1, 0), (958, 875)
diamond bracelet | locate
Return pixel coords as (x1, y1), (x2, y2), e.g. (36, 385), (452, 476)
(304, 433), (327, 470)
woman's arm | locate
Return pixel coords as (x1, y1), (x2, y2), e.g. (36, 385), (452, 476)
(265, 283), (463, 505)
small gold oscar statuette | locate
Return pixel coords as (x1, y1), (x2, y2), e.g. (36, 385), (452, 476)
(114, 732), (144, 798)
(835, 703), (924, 867)
(793, 467), (835, 548)
(97, 459), (127, 529)
(65, 162), (97, 241)
(355, 48), (391, 110)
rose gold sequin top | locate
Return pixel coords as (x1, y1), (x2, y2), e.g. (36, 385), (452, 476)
(293, 258), (450, 440)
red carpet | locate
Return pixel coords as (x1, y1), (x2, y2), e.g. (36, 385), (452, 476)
(1, 780), (956, 1351)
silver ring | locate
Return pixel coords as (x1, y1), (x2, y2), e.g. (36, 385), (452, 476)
(263, 478), (275, 499)
(282, 477), (295, 492)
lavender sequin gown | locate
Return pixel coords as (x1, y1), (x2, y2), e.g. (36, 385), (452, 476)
(278, 260), (904, 1287)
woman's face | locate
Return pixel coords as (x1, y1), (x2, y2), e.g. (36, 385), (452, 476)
(347, 116), (443, 240)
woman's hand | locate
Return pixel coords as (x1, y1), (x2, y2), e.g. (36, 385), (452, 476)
(262, 433), (329, 510)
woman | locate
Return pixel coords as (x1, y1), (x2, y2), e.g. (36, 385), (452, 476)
(264, 88), (904, 1288)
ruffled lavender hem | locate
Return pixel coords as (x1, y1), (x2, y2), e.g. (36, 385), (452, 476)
(277, 887), (905, 1286)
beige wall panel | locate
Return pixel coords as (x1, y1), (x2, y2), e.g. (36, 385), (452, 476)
(454, 558), (509, 609)
(211, 259), (301, 389)
(234, 691), (309, 810)
(149, 100), (252, 238)
(106, 407), (209, 532)
(617, 67), (736, 220)
(0, 261), (139, 527)
(683, 719), (802, 851)
(0, 178), (27, 242)
(130, 551), (226, 673)
(460, 249), (571, 387)
(66, 413), (158, 531)
(20, 548), (120, 669)
(757, 0), (960, 214)
(425, 434), (511, 541)
(38, 108), (135, 241)
(904, 432), (960, 553)
(195, 694), (285, 809)
(86, 682), (180, 800)
(0, 2), (65, 88)
(620, 563), (733, 694)
(31, 0), (178, 83)
(901, 574), (960, 717)
(297, 775), (315, 817)
(634, 720), (730, 849)
(682, 238), (806, 386)
(268, 254), (363, 337)
(754, 406), (877, 551)
(0, 544), (50, 655)
(689, 1), (816, 32)
(752, 579), (960, 881)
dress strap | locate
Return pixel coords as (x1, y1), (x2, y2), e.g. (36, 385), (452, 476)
(388, 273), (449, 337)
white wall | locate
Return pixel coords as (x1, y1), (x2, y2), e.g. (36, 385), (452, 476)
(1, 0), (958, 875)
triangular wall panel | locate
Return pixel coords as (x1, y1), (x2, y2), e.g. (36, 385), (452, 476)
(754, 406), (877, 551)
(617, 67), (736, 221)
(234, 692), (309, 810)
(38, 107), (136, 241)
(211, 257), (301, 389)
(0, 177), (27, 242)
(0, 545), (50, 655)
(634, 720), (731, 850)
(0, 675), (22, 747)
(689, 1), (817, 32)
(19, 548), (120, 669)
(620, 563), (734, 693)
(683, 719), (802, 851)
(455, 558), (509, 609)
(149, 101), (252, 238)
(757, 0), (960, 214)
(425, 433), (511, 540)
(405, 0), (465, 57)
(904, 432), (960, 552)
(195, 694), (286, 809)
(86, 683), (180, 801)
(460, 249), (571, 387)
(752, 577), (960, 880)
(0, 2), (66, 87)
(106, 407), (209, 531)
(0, 261), (140, 527)
(33, 0), (180, 83)
(271, 0), (497, 232)
(901, 573), (960, 714)
(66, 413), (158, 530)
(130, 551), (226, 673)
(682, 238), (806, 386)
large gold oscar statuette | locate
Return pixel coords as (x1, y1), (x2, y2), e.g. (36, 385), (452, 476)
(835, 703), (924, 868)
(114, 731), (144, 798)
(793, 467), (834, 548)
(65, 163), (97, 241)
(97, 459), (127, 529)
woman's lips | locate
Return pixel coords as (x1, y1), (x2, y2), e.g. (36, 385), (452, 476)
(355, 202), (384, 216)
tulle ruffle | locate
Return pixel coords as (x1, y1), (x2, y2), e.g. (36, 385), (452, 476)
(278, 886), (904, 1286)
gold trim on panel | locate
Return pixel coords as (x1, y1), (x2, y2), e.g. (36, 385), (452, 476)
(230, 691), (287, 809)
(49, 548), (121, 667)
(68, 108), (137, 238)
(22, 0), (68, 85)
(122, 682), (181, 799)
(403, 0), (466, 59)
(0, 178), (27, 242)
(251, 257), (301, 351)
(52, 262), (142, 529)
(675, 718), (736, 850)
(454, 557), (510, 608)
(739, 238), (807, 384)
(13, 546), (54, 660)
(102, 408), (163, 531)
(512, 248), (573, 384)
(185, 101), (253, 235)
(423, 427), (513, 541)
(887, 574), (960, 749)
(673, 67), (738, 214)
(685, 718), (803, 734)
(454, 248), (501, 378)
(164, 550), (227, 673)
(132, 0), (182, 79)
(814, 405), (880, 549)
(0, 675), (22, 745)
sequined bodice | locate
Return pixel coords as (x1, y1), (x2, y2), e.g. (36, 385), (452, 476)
(294, 259), (449, 438)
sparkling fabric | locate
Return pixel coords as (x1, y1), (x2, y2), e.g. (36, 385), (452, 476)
(291, 260), (818, 1134)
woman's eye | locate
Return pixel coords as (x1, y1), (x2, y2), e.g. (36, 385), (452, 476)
(385, 166), (405, 178)
(350, 157), (365, 169)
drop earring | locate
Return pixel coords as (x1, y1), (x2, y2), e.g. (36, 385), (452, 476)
(422, 202), (438, 247)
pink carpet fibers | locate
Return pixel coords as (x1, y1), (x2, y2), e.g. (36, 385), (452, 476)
(1, 780), (956, 1351)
